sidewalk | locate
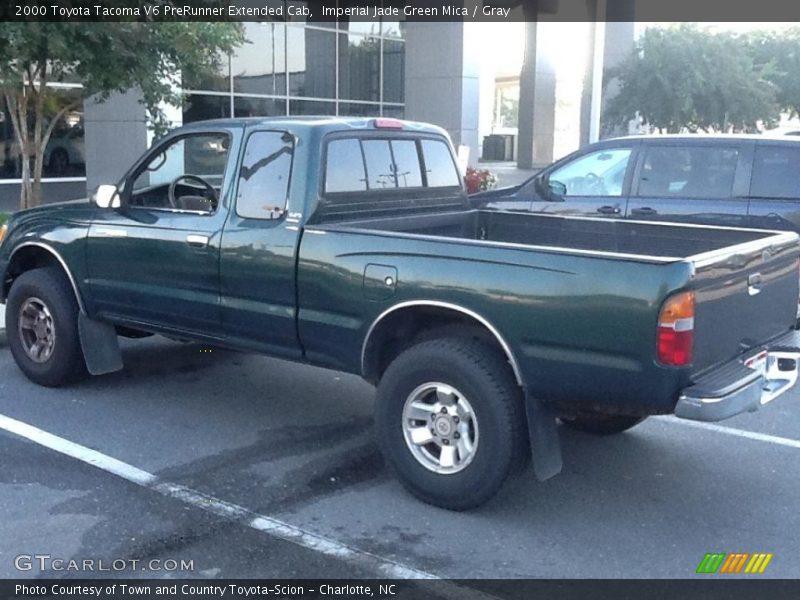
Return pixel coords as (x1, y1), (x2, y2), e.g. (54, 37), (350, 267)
(477, 161), (544, 188)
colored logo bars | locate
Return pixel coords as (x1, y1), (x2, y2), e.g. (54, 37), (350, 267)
(697, 552), (773, 574)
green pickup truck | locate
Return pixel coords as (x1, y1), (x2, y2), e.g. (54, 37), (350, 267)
(2, 117), (800, 509)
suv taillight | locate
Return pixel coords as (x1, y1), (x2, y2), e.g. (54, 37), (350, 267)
(657, 291), (695, 366)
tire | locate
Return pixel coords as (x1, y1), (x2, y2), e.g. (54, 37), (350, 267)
(559, 412), (646, 435)
(6, 267), (87, 387)
(375, 337), (528, 510)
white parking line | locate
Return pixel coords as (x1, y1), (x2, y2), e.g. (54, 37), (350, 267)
(658, 415), (800, 449)
(0, 413), (442, 581)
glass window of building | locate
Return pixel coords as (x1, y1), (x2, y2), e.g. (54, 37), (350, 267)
(288, 25), (336, 100)
(325, 138), (367, 193)
(339, 34), (380, 102)
(180, 20), (405, 124)
(232, 23), (287, 97)
(382, 39), (405, 103)
(183, 94), (231, 123)
(1, 90), (86, 180)
(237, 131), (294, 219)
(289, 99), (336, 115)
(234, 97), (285, 118)
(183, 53), (231, 93)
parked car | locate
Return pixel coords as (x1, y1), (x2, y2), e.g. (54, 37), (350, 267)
(1, 119), (800, 510)
(476, 134), (800, 234)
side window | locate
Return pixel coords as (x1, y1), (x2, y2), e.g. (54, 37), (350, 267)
(130, 133), (230, 212)
(549, 148), (631, 197)
(751, 145), (800, 199)
(638, 146), (738, 198)
(421, 139), (460, 188)
(236, 131), (294, 219)
(325, 139), (366, 193)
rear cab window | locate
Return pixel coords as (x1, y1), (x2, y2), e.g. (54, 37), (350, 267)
(323, 135), (461, 195)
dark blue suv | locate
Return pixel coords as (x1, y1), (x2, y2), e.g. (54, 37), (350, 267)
(478, 135), (800, 233)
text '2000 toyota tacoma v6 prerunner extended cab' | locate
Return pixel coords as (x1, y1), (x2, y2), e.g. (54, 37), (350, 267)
(1, 117), (799, 509)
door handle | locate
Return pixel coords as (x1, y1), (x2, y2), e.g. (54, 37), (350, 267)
(597, 205), (621, 215)
(631, 207), (657, 216)
(186, 234), (209, 247)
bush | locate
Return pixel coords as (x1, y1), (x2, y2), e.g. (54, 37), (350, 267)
(464, 167), (498, 194)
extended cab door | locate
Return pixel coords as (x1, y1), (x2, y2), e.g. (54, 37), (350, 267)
(218, 129), (302, 358)
(525, 144), (637, 218)
(86, 129), (236, 336)
(626, 141), (751, 227)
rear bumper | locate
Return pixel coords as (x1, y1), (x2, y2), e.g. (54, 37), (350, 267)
(675, 332), (800, 422)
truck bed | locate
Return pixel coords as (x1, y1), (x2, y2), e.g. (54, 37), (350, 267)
(310, 209), (800, 379)
(325, 209), (777, 261)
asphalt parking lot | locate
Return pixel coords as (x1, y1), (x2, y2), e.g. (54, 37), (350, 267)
(0, 334), (798, 580)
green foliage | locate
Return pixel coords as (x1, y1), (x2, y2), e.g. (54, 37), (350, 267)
(749, 28), (800, 119)
(605, 25), (781, 134)
(0, 21), (244, 208)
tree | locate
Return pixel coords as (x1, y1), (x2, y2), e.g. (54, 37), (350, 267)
(749, 28), (800, 119)
(604, 25), (780, 135)
(0, 21), (244, 209)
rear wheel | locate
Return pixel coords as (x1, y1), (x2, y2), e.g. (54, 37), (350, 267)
(6, 267), (87, 387)
(375, 337), (528, 510)
(559, 412), (645, 435)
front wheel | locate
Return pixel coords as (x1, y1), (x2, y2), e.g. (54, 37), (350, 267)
(375, 337), (528, 510)
(6, 267), (87, 387)
(559, 412), (646, 435)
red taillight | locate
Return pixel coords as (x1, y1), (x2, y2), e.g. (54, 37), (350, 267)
(657, 291), (695, 366)
(373, 118), (404, 129)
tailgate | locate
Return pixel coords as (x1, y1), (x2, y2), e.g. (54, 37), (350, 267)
(690, 232), (800, 375)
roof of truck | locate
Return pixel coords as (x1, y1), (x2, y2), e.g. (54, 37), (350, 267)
(178, 116), (449, 137)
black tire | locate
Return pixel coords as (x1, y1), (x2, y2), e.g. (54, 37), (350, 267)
(6, 267), (87, 387)
(375, 337), (528, 510)
(559, 413), (646, 435)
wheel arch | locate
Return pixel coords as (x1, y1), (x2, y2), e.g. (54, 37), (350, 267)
(3, 242), (86, 314)
(361, 300), (524, 387)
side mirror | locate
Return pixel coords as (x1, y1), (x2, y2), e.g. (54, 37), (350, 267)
(535, 176), (566, 201)
(93, 184), (120, 208)
(547, 179), (567, 200)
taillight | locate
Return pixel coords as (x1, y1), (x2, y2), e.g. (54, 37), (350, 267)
(657, 291), (695, 366)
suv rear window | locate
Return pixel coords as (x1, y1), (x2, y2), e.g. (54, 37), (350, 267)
(324, 136), (459, 194)
(751, 145), (800, 199)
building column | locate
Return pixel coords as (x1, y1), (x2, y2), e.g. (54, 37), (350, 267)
(517, 20), (557, 169)
(403, 22), (481, 166)
(84, 89), (150, 193)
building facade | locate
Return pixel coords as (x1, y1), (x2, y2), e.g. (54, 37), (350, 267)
(0, 8), (634, 212)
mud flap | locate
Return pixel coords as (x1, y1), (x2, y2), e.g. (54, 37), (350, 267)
(78, 313), (123, 375)
(526, 396), (563, 481)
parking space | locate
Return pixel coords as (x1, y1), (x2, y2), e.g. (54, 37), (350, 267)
(1, 335), (799, 579)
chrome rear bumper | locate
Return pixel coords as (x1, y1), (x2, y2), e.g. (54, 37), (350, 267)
(675, 334), (800, 422)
